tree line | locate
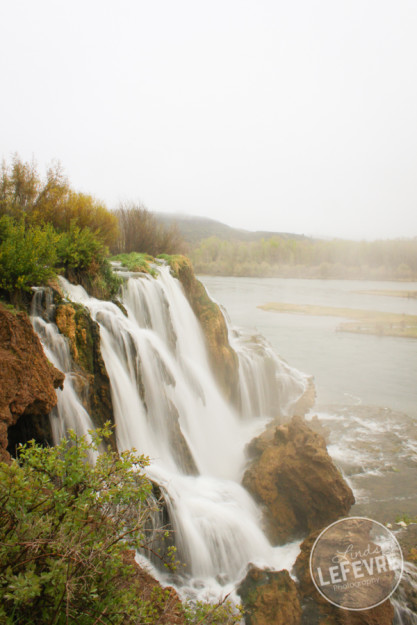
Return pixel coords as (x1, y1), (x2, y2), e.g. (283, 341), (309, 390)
(190, 235), (417, 280)
(0, 156), (185, 303)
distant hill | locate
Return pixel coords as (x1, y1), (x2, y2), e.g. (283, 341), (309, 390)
(154, 212), (308, 246)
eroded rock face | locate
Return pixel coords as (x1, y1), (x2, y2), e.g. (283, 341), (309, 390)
(237, 565), (302, 625)
(167, 255), (240, 404)
(243, 416), (355, 544)
(0, 304), (64, 462)
(293, 531), (395, 625)
(55, 302), (116, 447)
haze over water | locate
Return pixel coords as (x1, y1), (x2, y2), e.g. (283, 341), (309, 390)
(201, 275), (417, 522)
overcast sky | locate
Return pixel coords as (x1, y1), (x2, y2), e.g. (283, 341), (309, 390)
(1, 0), (416, 240)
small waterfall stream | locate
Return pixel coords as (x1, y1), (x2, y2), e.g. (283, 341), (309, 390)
(31, 264), (308, 601)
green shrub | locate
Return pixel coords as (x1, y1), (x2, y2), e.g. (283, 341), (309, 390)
(112, 252), (157, 276)
(0, 156), (119, 249)
(0, 216), (59, 293)
(56, 221), (108, 272)
(0, 426), (242, 624)
(0, 427), (155, 624)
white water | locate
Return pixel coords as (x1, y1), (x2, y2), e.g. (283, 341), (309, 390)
(31, 264), (307, 601)
(30, 288), (96, 446)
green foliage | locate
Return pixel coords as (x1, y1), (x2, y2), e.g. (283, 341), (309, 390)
(183, 598), (243, 624)
(0, 426), (158, 624)
(56, 221), (108, 272)
(0, 426), (243, 624)
(0, 156), (119, 248)
(112, 252), (157, 277)
(0, 216), (59, 293)
(0, 157), (122, 301)
(395, 513), (417, 525)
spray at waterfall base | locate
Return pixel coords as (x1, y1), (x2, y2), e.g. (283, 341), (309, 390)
(310, 517), (403, 611)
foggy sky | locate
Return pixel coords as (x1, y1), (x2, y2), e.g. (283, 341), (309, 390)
(1, 0), (417, 240)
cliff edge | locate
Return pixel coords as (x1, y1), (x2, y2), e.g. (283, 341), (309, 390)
(0, 304), (64, 462)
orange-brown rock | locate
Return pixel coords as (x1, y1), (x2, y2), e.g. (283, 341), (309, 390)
(121, 550), (185, 624)
(243, 416), (355, 544)
(237, 565), (301, 625)
(166, 255), (239, 404)
(0, 304), (64, 462)
(55, 302), (115, 447)
(293, 532), (394, 625)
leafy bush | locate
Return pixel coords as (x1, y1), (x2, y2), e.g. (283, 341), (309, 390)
(0, 427), (158, 624)
(56, 221), (108, 272)
(0, 216), (59, 293)
(0, 156), (119, 249)
(0, 427), (242, 624)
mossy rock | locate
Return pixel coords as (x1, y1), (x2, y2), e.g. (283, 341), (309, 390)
(163, 255), (240, 405)
(55, 302), (116, 447)
(237, 566), (301, 625)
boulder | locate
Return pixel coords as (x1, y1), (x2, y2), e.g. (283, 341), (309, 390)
(237, 565), (301, 625)
(0, 304), (64, 462)
(293, 531), (395, 625)
(243, 416), (355, 544)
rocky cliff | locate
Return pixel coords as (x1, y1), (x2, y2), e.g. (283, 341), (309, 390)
(0, 304), (64, 462)
(243, 415), (355, 544)
(165, 255), (240, 404)
(54, 300), (115, 447)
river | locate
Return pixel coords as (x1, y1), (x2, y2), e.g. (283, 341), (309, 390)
(200, 276), (417, 523)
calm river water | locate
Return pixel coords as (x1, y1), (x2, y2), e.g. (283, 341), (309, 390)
(200, 276), (417, 522)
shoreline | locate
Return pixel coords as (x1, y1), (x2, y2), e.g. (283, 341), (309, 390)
(258, 302), (417, 339)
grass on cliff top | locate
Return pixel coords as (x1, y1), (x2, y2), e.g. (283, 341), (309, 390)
(355, 289), (417, 299)
(157, 253), (190, 277)
(111, 252), (157, 276)
(259, 302), (417, 339)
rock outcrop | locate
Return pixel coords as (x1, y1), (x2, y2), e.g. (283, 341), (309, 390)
(293, 531), (395, 625)
(237, 565), (302, 625)
(55, 301), (116, 448)
(243, 416), (355, 544)
(0, 304), (64, 462)
(166, 255), (239, 404)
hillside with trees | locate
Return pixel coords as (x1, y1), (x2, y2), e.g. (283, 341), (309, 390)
(189, 235), (417, 280)
(154, 213), (417, 281)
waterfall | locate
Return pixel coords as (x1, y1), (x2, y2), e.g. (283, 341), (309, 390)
(216, 302), (308, 420)
(31, 264), (307, 601)
(30, 288), (96, 446)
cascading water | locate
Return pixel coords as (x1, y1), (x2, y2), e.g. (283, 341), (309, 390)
(30, 288), (96, 446)
(31, 263), (308, 602)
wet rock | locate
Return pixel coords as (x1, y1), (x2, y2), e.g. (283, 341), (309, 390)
(55, 302), (116, 448)
(293, 531), (395, 625)
(166, 255), (240, 405)
(243, 416), (355, 544)
(0, 304), (64, 461)
(237, 564), (301, 625)
(392, 524), (417, 621)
